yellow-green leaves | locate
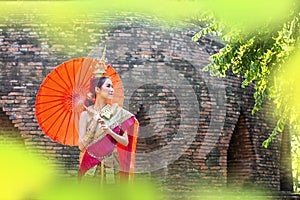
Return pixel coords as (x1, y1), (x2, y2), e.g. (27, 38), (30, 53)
(194, 7), (300, 150)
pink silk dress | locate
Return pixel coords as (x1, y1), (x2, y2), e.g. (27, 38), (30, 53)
(78, 104), (139, 180)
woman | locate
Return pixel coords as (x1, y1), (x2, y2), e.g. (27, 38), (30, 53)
(78, 76), (139, 183)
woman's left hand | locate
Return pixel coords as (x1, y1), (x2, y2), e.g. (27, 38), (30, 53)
(98, 119), (112, 134)
(98, 118), (128, 146)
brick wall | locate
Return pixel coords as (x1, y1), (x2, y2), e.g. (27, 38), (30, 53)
(227, 114), (256, 187)
(0, 11), (293, 195)
(0, 108), (24, 146)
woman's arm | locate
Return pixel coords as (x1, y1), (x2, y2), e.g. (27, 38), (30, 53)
(109, 130), (129, 146)
(78, 111), (88, 151)
(100, 120), (129, 146)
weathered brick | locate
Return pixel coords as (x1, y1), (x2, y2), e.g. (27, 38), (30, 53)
(0, 12), (292, 196)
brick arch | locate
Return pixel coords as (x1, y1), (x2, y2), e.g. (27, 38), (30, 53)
(227, 113), (256, 187)
(0, 107), (24, 146)
(0, 11), (293, 194)
(279, 127), (293, 192)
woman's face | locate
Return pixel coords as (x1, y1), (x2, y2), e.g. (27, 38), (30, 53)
(97, 78), (114, 100)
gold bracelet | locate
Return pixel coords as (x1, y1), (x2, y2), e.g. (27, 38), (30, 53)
(83, 131), (94, 142)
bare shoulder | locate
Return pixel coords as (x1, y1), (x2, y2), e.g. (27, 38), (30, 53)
(80, 110), (89, 119)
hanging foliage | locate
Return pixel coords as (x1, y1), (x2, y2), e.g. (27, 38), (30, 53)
(192, 12), (300, 147)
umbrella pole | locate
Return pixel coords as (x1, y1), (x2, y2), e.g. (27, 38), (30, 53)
(100, 161), (104, 185)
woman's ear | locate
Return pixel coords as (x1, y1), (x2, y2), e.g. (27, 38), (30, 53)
(95, 86), (100, 93)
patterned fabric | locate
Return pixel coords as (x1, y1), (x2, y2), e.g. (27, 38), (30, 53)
(78, 104), (139, 181)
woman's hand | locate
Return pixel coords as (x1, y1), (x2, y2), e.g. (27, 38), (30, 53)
(98, 119), (112, 134)
(98, 119), (129, 146)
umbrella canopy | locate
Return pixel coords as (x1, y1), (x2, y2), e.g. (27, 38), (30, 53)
(35, 57), (124, 146)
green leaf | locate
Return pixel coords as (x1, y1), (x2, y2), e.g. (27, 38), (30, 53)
(262, 139), (270, 148)
(277, 118), (286, 133)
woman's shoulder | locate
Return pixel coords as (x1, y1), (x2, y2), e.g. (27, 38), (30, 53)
(80, 110), (89, 117)
(111, 103), (120, 110)
(111, 103), (127, 111)
(81, 106), (94, 117)
(111, 103), (135, 118)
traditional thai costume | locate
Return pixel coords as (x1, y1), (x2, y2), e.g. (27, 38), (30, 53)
(78, 103), (139, 183)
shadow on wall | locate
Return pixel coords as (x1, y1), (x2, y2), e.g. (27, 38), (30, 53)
(0, 108), (25, 146)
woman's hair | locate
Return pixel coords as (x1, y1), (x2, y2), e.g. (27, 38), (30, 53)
(85, 76), (109, 106)
(91, 76), (109, 91)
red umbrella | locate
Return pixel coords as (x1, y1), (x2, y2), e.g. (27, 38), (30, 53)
(35, 57), (124, 146)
